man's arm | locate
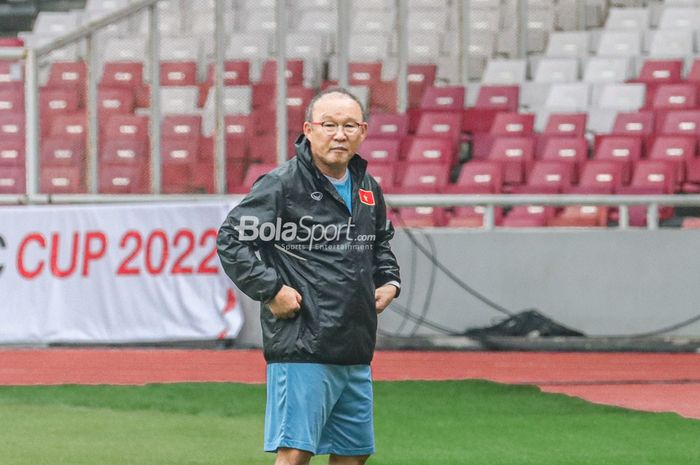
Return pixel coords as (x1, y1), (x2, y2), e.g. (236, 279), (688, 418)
(217, 173), (286, 303)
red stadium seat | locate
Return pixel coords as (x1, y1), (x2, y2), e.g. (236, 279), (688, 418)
(404, 137), (455, 165)
(259, 60), (305, 86)
(46, 61), (86, 91)
(204, 61), (251, 86)
(489, 112), (535, 137)
(360, 138), (401, 165)
(0, 166), (25, 193)
(0, 84), (24, 114)
(659, 110), (700, 136)
(103, 114), (149, 143)
(539, 137), (588, 183)
(593, 135), (643, 185)
(611, 111), (655, 137)
(685, 58), (700, 83)
(637, 59), (683, 84)
(447, 206), (505, 228)
(618, 160), (675, 226)
(487, 136), (535, 185)
(101, 62), (144, 89)
(161, 61), (197, 86)
(98, 87), (135, 119)
(40, 138), (86, 167)
(161, 137), (199, 165)
(650, 84), (697, 110)
(513, 160), (573, 194)
(367, 164), (397, 193)
(415, 111), (463, 144)
(445, 161), (503, 194)
(543, 113), (587, 138)
(99, 163), (149, 194)
(367, 113), (409, 139)
(396, 163), (449, 193)
(0, 113), (25, 139)
(419, 86), (465, 111)
(162, 114), (202, 139)
(647, 135), (695, 186)
(502, 205), (556, 228)
(568, 160), (624, 194)
(548, 205), (609, 227)
(474, 85), (520, 111)
(40, 166), (85, 194)
(40, 87), (80, 115)
(394, 207), (448, 227)
(348, 62), (383, 86)
(100, 138), (149, 165)
(407, 64), (437, 108)
(0, 138), (24, 167)
(223, 115), (252, 160)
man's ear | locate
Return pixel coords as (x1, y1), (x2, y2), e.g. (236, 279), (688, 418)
(303, 121), (312, 137)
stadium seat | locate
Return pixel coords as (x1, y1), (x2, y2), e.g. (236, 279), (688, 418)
(259, 60), (305, 87)
(514, 160), (574, 194)
(40, 166), (85, 194)
(404, 137), (455, 165)
(647, 135), (695, 186)
(543, 113), (587, 137)
(548, 205), (609, 227)
(568, 160), (625, 194)
(46, 61), (86, 92)
(539, 137), (588, 182)
(487, 136), (535, 185)
(659, 110), (700, 136)
(533, 58), (579, 83)
(545, 31), (590, 59)
(596, 30), (642, 57)
(445, 161), (503, 194)
(394, 207), (448, 228)
(657, 6), (700, 29)
(502, 205), (557, 228)
(415, 111), (463, 145)
(99, 163), (149, 194)
(98, 87), (135, 120)
(419, 86), (465, 111)
(0, 166), (25, 194)
(648, 30), (693, 57)
(593, 135), (643, 184)
(367, 113), (409, 139)
(204, 61), (251, 86)
(545, 83), (591, 112)
(481, 59), (527, 84)
(0, 83), (24, 115)
(596, 83), (646, 111)
(162, 114), (202, 140)
(360, 139), (401, 165)
(0, 138), (24, 167)
(40, 138), (85, 167)
(650, 84), (697, 110)
(447, 206), (504, 228)
(395, 163), (449, 193)
(582, 57), (632, 83)
(100, 138), (149, 165)
(489, 112), (535, 137)
(604, 7), (650, 30)
(473, 85), (520, 111)
(636, 59), (684, 84)
(367, 164), (397, 193)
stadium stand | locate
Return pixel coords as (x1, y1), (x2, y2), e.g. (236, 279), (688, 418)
(3, 0), (700, 227)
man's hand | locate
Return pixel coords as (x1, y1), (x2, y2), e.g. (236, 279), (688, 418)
(375, 284), (398, 314)
(268, 285), (302, 319)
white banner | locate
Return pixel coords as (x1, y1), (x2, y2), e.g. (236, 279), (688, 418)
(0, 201), (243, 344)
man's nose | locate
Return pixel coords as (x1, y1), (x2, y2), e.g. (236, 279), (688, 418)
(333, 128), (348, 140)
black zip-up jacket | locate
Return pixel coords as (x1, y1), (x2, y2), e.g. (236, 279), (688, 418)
(217, 135), (401, 365)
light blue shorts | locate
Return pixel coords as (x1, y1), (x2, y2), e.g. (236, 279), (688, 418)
(264, 362), (375, 456)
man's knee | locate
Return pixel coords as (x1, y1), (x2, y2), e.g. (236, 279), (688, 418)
(328, 454), (370, 465)
(275, 447), (313, 465)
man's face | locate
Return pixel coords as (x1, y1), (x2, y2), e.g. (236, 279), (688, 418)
(303, 93), (367, 174)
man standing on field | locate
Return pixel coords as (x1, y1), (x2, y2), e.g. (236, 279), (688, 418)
(217, 88), (401, 465)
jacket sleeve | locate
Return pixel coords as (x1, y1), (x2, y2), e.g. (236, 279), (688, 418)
(372, 182), (401, 296)
(217, 173), (285, 302)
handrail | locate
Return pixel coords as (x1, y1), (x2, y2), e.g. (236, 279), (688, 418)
(33, 0), (160, 58)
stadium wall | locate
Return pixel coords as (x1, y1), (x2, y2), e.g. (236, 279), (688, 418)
(235, 229), (700, 347)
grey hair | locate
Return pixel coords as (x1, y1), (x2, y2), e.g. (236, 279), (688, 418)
(304, 87), (367, 122)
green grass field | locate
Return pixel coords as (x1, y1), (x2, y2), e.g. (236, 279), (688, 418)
(0, 380), (698, 465)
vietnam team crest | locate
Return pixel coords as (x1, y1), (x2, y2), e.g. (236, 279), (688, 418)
(359, 189), (375, 206)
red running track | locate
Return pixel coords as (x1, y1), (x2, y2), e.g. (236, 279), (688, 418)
(0, 349), (698, 420)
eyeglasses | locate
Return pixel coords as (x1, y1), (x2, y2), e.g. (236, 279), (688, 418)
(310, 121), (365, 136)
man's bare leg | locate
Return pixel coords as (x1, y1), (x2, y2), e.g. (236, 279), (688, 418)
(328, 454), (370, 465)
(275, 448), (313, 465)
